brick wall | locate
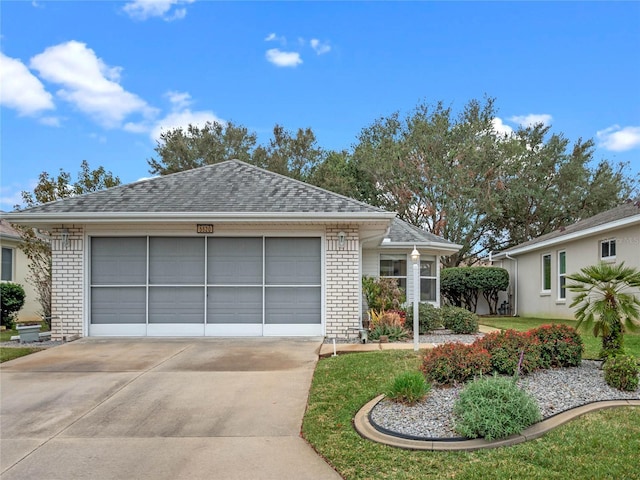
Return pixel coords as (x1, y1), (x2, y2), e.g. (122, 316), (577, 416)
(50, 225), (84, 340)
(325, 225), (360, 337)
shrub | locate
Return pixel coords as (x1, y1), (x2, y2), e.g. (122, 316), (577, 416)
(385, 371), (431, 405)
(362, 276), (406, 312)
(406, 303), (443, 333)
(368, 324), (410, 342)
(475, 330), (542, 376)
(453, 375), (542, 440)
(603, 354), (639, 392)
(440, 267), (509, 314)
(529, 324), (584, 368)
(0, 282), (26, 329)
(441, 306), (478, 334)
(422, 342), (491, 386)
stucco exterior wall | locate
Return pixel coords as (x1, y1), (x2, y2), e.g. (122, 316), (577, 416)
(504, 223), (640, 319)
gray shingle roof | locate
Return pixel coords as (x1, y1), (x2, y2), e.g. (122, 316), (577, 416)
(12, 160), (388, 215)
(499, 200), (640, 254)
(386, 218), (457, 245)
(0, 219), (21, 240)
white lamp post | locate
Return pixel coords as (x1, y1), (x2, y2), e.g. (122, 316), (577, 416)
(411, 245), (420, 351)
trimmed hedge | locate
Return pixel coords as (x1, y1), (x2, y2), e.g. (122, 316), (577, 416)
(406, 303), (443, 334)
(529, 324), (583, 368)
(440, 267), (509, 314)
(441, 306), (478, 334)
(422, 342), (491, 386)
(476, 329), (542, 376)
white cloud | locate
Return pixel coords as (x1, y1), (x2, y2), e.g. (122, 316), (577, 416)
(165, 90), (192, 110)
(265, 33), (277, 41)
(491, 117), (514, 137)
(310, 39), (331, 55)
(597, 125), (640, 152)
(30, 41), (156, 128)
(265, 48), (302, 67)
(123, 0), (194, 21)
(39, 116), (61, 127)
(150, 109), (224, 141)
(0, 52), (55, 116)
(509, 114), (553, 128)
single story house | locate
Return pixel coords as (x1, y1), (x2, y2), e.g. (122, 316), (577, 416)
(0, 219), (41, 322)
(4, 160), (461, 340)
(492, 200), (640, 319)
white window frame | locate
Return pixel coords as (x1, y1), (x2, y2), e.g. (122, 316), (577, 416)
(379, 254), (407, 292)
(541, 253), (551, 294)
(600, 238), (616, 261)
(420, 257), (437, 303)
(1, 247), (14, 282)
(557, 250), (566, 301)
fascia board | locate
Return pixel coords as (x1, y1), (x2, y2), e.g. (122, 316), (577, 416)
(493, 215), (640, 258)
(379, 241), (463, 252)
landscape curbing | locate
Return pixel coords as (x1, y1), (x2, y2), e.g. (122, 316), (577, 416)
(354, 394), (640, 451)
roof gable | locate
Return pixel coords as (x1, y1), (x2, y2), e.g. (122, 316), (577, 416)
(11, 160), (388, 216)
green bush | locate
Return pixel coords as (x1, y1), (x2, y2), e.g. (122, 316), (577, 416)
(453, 375), (542, 440)
(441, 306), (478, 334)
(406, 303), (443, 333)
(385, 371), (431, 405)
(368, 324), (410, 342)
(475, 329), (542, 376)
(529, 324), (583, 368)
(603, 354), (639, 392)
(422, 342), (491, 386)
(0, 282), (26, 329)
(362, 276), (406, 312)
(440, 267), (509, 314)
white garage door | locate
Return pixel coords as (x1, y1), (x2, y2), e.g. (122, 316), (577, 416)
(89, 236), (322, 337)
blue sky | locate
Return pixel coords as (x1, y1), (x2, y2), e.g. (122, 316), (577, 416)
(1, 1), (639, 211)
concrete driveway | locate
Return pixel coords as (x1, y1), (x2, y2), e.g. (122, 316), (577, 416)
(0, 338), (341, 480)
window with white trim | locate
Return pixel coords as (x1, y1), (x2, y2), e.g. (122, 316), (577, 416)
(420, 258), (437, 302)
(379, 254), (407, 291)
(600, 239), (616, 260)
(541, 253), (551, 292)
(558, 251), (566, 300)
(1, 247), (13, 282)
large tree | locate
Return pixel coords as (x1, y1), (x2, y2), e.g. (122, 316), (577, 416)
(17, 161), (120, 327)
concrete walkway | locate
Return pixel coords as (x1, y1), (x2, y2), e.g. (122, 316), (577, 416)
(0, 338), (341, 480)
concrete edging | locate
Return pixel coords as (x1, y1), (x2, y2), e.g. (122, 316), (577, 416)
(354, 394), (640, 451)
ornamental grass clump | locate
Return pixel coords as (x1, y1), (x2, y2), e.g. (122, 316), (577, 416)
(453, 375), (542, 441)
(422, 342), (491, 386)
(603, 354), (639, 392)
(529, 324), (583, 368)
(385, 371), (431, 405)
(475, 329), (542, 376)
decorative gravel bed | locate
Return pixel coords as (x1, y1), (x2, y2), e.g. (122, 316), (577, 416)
(370, 360), (640, 439)
(0, 340), (64, 349)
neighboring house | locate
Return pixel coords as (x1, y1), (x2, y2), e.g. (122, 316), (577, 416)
(492, 201), (640, 319)
(4, 160), (461, 340)
(0, 219), (41, 322)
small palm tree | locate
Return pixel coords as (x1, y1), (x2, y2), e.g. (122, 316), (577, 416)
(567, 262), (640, 358)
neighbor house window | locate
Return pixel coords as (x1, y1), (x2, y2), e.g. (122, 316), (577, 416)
(420, 258), (437, 302)
(379, 254), (407, 291)
(600, 239), (616, 260)
(558, 251), (566, 300)
(541, 254), (551, 292)
(1, 247), (13, 282)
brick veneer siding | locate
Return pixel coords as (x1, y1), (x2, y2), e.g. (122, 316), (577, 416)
(325, 225), (360, 337)
(51, 225), (84, 340)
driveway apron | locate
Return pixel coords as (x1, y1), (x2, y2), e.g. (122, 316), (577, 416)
(0, 338), (341, 480)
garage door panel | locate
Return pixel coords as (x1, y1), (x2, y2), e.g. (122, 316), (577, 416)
(91, 237), (146, 285)
(149, 287), (204, 324)
(149, 238), (205, 285)
(265, 238), (321, 285)
(208, 238), (262, 285)
(91, 287), (146, 324)
(265, 287), (321, 325)
(207, 287), (262, 324)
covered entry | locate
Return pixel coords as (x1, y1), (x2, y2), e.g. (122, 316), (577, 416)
(89, 236), (322, 336)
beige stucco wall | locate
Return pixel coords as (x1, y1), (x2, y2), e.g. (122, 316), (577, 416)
(502, 223), (640, 319)
(0, 237), (42, 322)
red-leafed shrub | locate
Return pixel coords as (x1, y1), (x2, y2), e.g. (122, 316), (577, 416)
(422, 342), (491, 386)
(529, 324), (583, 368)
(474, 330), (542, 376)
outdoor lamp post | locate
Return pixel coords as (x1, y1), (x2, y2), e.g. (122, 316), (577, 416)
(411, 245), (420, 351)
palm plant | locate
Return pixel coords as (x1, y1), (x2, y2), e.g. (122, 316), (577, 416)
(567, 262), (640, 358)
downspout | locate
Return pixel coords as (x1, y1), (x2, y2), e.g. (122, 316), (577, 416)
(504, 253), (518, 316)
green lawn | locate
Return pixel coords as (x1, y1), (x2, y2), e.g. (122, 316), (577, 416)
(302, 350), (640, 480)
(479, 317), (640, 360)
(0, 347), (42, 363)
